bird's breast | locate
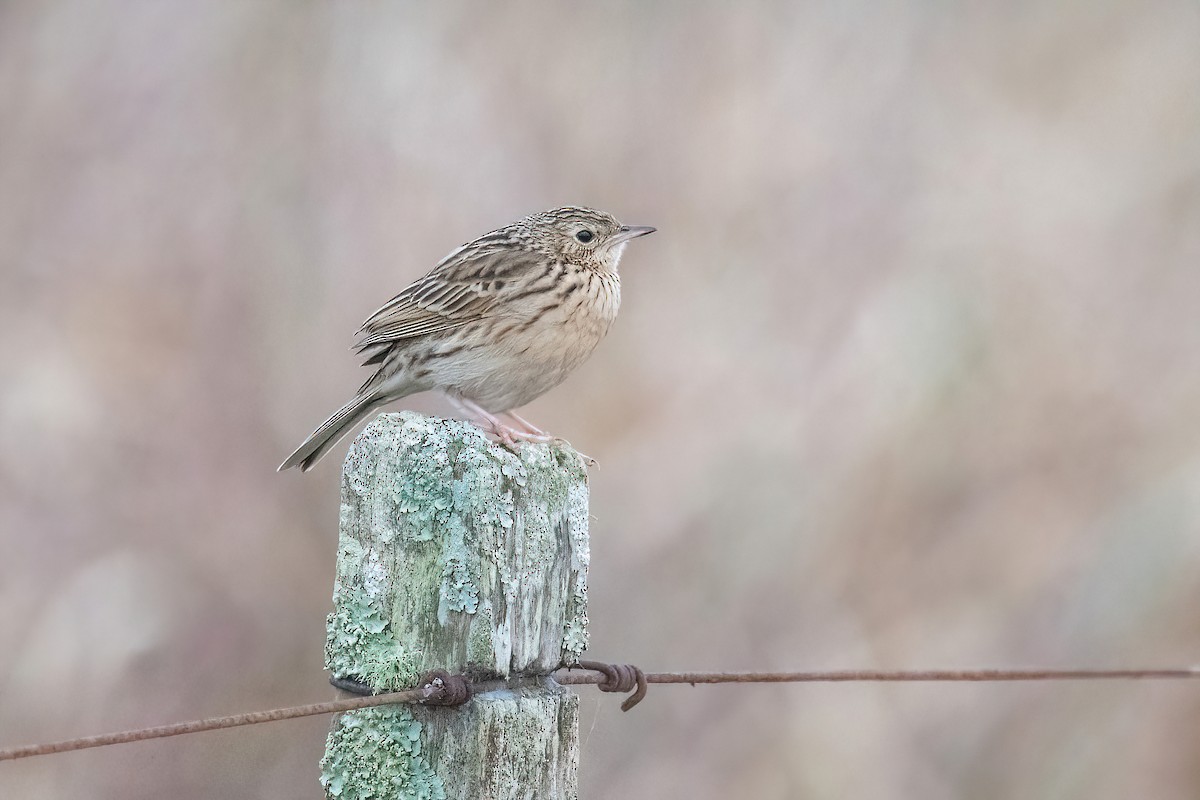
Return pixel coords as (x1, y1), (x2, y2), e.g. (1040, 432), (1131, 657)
(509, 267), (620, 378)
(428, 268), (621, 411)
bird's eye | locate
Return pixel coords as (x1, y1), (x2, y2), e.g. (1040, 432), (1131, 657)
(575, 230), (594, 244)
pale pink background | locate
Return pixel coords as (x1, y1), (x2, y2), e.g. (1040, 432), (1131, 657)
(2, 1), (1199, 797)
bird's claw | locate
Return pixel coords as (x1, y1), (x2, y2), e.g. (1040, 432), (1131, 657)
(483, 427), (596, 470)
(546, 437), (596, 469)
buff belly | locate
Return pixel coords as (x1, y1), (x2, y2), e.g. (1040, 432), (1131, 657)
(427, 312), (613, 411)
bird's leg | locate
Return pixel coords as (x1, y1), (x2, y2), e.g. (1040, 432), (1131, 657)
(445, 395), (525, 448)
(500, 410), (554, 442)
(504, 410), (597, 468)
(445, 395), (596, 466)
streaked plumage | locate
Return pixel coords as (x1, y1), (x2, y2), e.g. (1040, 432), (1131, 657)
(279, 206), (654, 471)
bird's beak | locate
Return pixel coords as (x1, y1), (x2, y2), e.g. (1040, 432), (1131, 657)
(614, 225), (656, 244)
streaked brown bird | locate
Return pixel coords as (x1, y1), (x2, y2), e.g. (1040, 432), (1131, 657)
(279, 206), (655, 471)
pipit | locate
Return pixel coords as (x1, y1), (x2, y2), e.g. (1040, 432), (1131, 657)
(279, 206), (655, 471)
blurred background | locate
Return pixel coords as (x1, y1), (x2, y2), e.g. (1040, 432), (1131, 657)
(2, 0), (1199, 797)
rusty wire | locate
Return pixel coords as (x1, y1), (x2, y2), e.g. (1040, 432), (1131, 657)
(0, 684), (439, 762)
(555, 666), (1200, 686)
(3, 665), (1199, 762)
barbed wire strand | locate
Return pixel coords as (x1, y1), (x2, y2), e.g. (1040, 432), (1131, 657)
(3, 666), (1198, 763)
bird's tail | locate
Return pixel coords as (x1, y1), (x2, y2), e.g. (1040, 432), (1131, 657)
(278, 393), (387, 472)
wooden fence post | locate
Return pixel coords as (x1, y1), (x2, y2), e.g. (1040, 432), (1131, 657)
(319, 411), (590, 800)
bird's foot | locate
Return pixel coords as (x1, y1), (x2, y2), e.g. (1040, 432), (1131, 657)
(445, 395), (595, 467)
(506, 428), (556, 445)
(484, 419), (548, 449)
(503, 412), (594, 465)
(552, 437), (597, 469)
(487, 423), (595, 469)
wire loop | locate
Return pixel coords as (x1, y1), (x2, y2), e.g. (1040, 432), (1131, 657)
(576, 660), (648, 711)
(419, 670), (473, 706)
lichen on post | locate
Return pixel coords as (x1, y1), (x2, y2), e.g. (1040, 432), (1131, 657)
(320, 412), (590, 800)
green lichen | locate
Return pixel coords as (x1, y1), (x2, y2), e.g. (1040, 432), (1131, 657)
(325, 413), (589, 797)
(370, 414), (523, 616)
(326, 583), (420, 691)
(439, 556), (479, 618)
(334, 412), (590, 679)
(466, 603), (496, 666)
(320, 706), (444, 800)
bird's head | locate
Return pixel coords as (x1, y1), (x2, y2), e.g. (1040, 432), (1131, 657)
(525, 207), (655, 272)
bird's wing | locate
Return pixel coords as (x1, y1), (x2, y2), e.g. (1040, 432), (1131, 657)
(354, 239), (542, 353)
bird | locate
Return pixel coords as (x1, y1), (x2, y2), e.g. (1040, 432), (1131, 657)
(278, 206), (655, 471)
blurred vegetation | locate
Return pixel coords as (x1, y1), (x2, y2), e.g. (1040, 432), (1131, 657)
(1, 1), (1199, 797)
